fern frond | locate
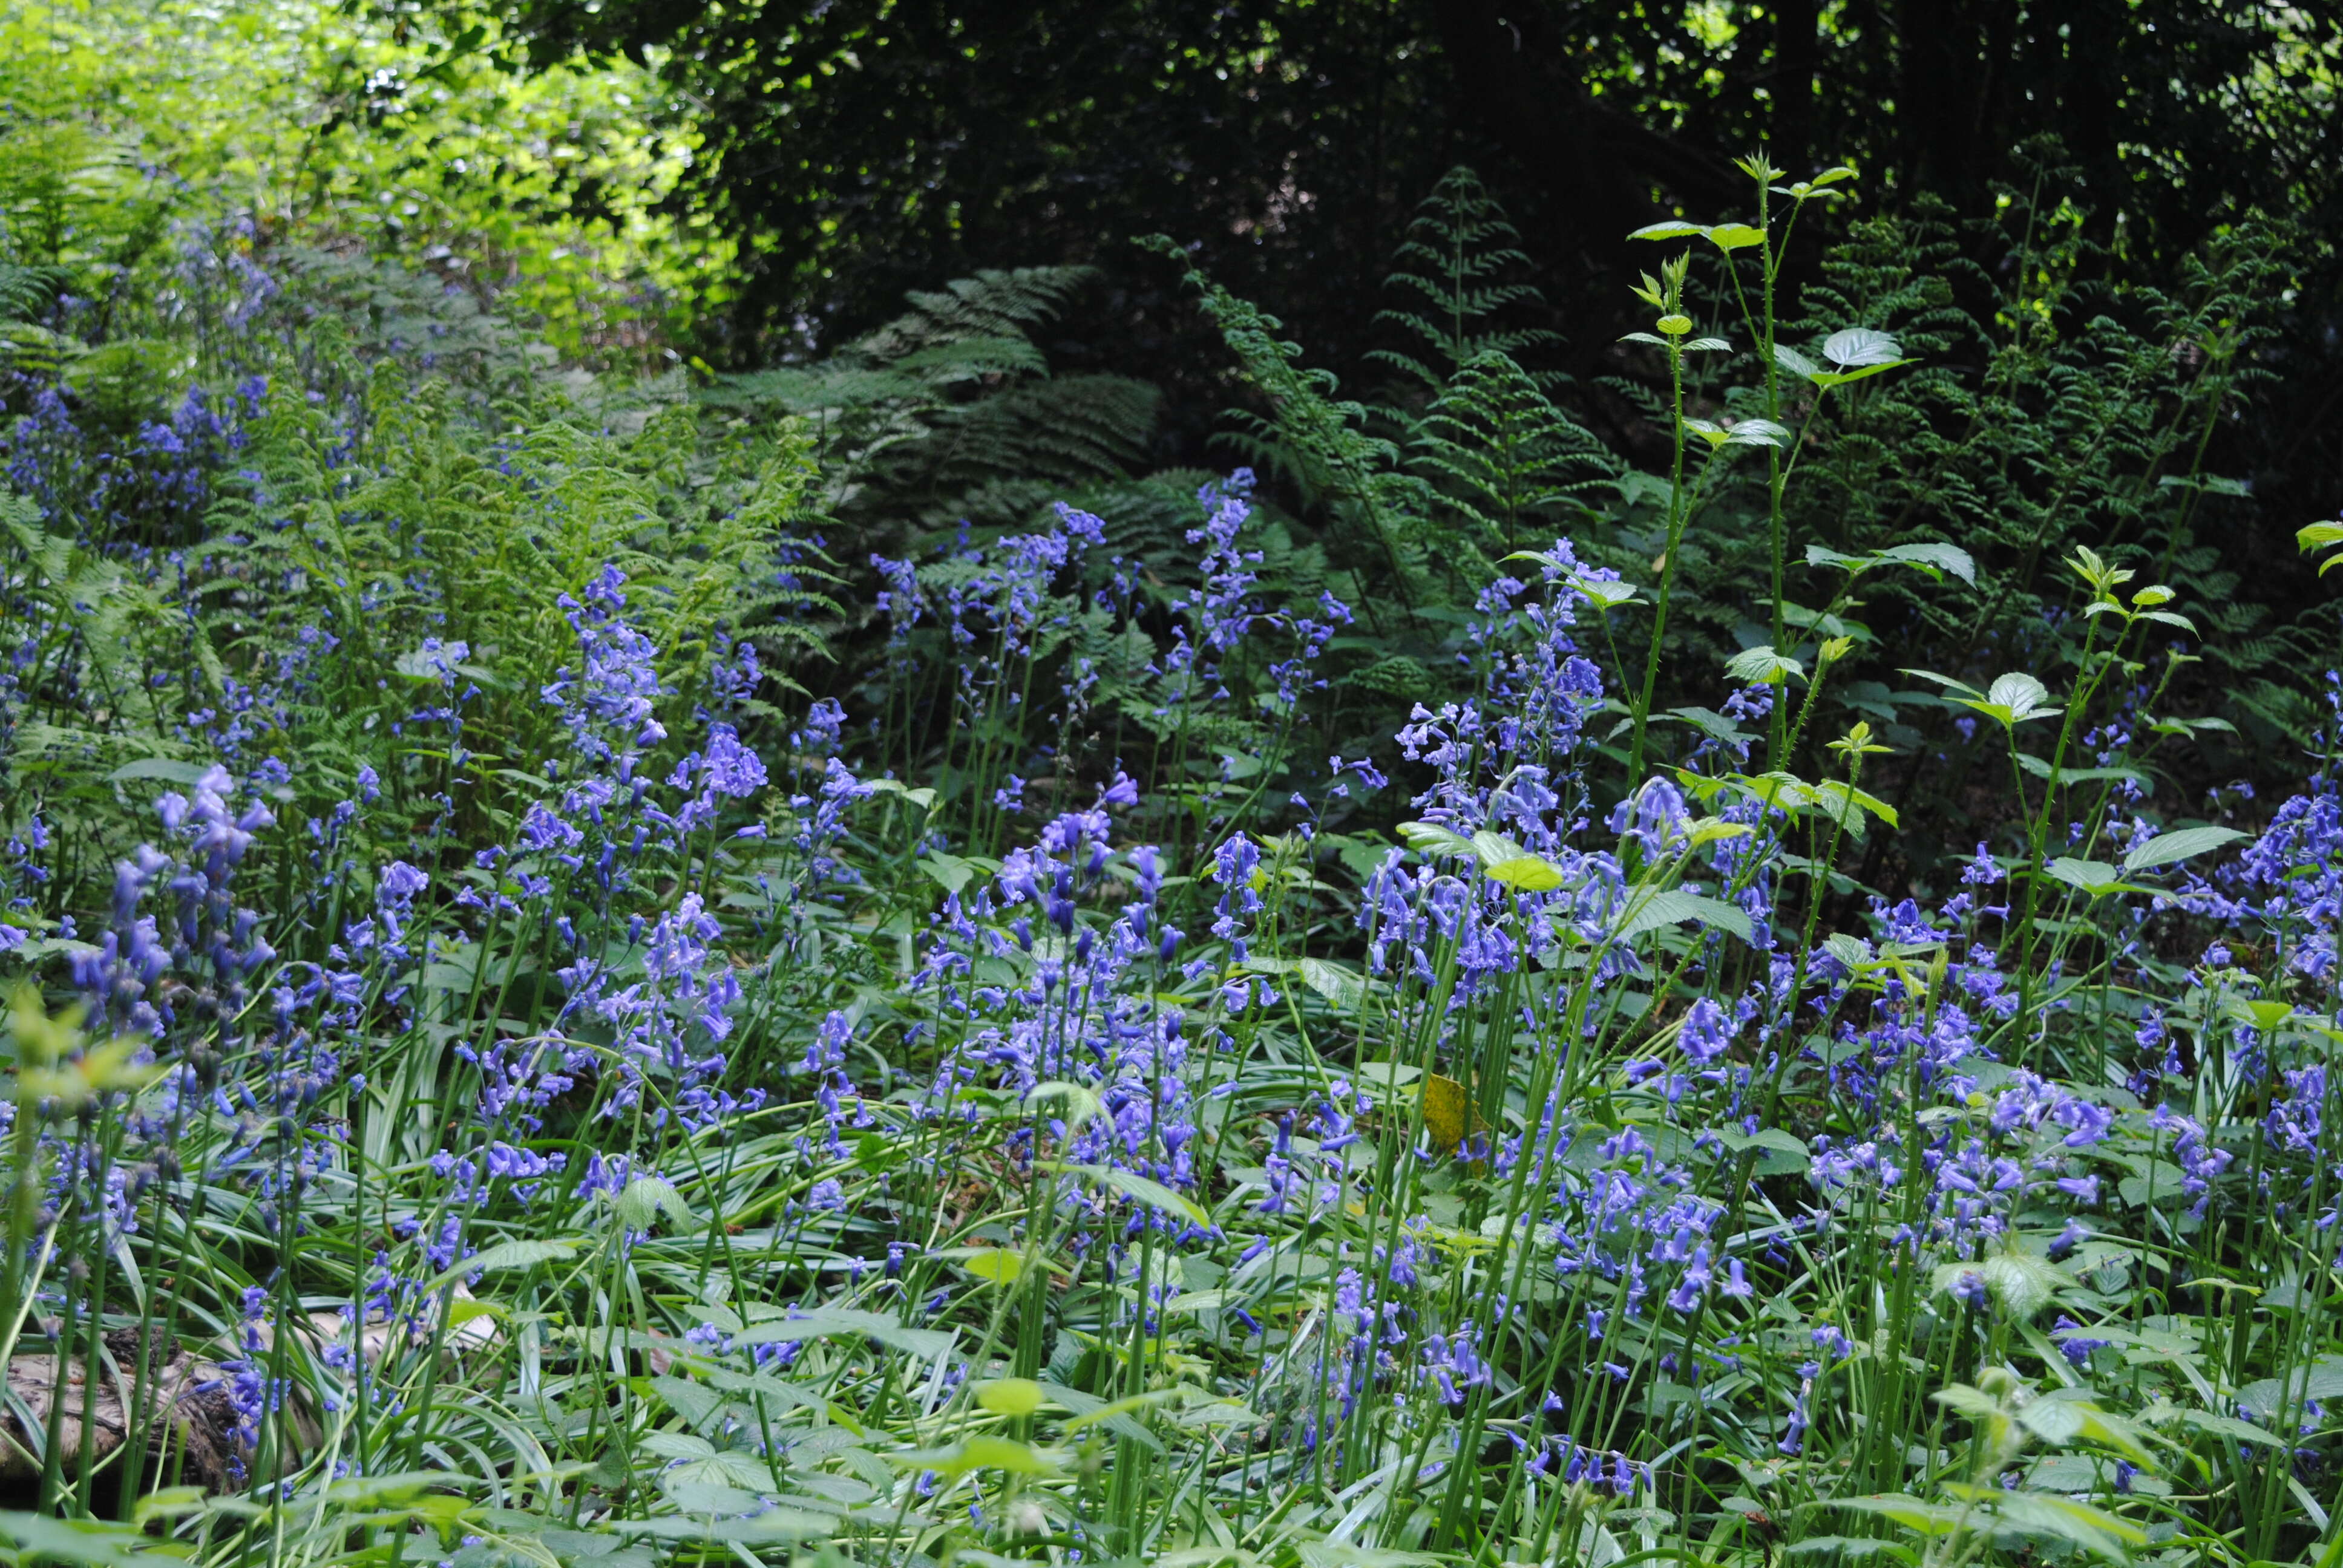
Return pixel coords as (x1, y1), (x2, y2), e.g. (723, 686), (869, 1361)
(854, 266), (1101, 362)
(1374, 167), (1561, 391)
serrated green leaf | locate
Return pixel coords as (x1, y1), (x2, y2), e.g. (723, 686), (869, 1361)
(1616, 888), (1754, 945)
(2046, 857), (2124, 893)
(1823, 327), (1902, 367)
(2122, 825), (2246, 872)
(1568, 573), (1641, 609)
(1725, 644), (1803, 684)
(1397, 821), (1478, 861)
(1876, 541), (1976, 585)
(1986, 671), (2053, 718)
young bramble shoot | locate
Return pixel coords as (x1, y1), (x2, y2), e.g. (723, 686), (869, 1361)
(1904, 668), (2063, 728)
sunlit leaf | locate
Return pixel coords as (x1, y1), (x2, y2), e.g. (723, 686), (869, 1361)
(1485, 854), (1568, 891)
(888, 1436), (1058, 1477)
(958, 1249), (1026, 1285)
(975, 1377), (1045, 1417)
(1823, 327), (1902, 367)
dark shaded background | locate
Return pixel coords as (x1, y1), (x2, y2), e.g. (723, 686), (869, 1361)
(475, 0), (2343, 578)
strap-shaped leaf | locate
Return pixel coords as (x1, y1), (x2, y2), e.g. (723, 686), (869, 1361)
(1062, 1162), (1210, 1226)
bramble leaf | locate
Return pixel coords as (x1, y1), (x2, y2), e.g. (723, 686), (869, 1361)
(2122, 825), (2246, 872)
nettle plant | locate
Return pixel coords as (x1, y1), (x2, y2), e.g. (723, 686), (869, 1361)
(4, 148), (2343, 1568)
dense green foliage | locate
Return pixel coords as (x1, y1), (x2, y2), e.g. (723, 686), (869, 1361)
(452, 0), (2343, 552)
(8, 6), (2343, 1568)
(0, 0), (728, 367)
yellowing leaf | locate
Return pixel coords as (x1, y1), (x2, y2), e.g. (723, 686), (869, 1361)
(1421, 1074), (1470, 1155)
